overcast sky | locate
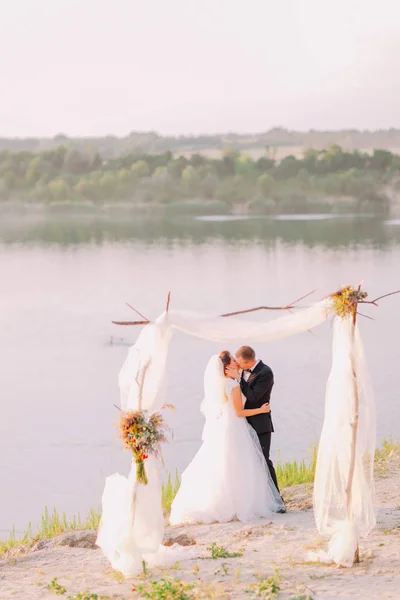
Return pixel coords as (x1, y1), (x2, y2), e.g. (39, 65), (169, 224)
(1, 0), (399, 136)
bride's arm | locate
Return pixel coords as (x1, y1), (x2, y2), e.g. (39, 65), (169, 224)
(231, 385), (270, 417)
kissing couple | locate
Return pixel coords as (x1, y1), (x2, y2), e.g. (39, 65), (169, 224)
(170, 345), (286, 525)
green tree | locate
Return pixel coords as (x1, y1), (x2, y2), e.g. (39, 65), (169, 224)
(370, 149), (393, 170)
(48, 179), (70, 201)
(131, 160), (150, 178)
(235, 153), (256, 175)
(258, 173), (275, 196)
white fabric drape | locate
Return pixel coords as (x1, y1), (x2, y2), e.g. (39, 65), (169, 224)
(97, 297), (376, 575)
(119, 314), (171, 412)
(313, 317), (376, 566)
(96, 455), (164, 576)
(166, 299), (332, 343)
(97, 316), (171, 577)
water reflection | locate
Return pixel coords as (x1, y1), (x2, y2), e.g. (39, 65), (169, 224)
(1, 213), (400, 249)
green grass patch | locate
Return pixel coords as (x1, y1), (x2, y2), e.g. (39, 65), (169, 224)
(276, 445), (317, 488)
(206, 542), (243, 559)
(375, 437), (400, 462)
(162, 472), (181, 515)
(374, 437), (400, 476)
(245, 571), (281, 598)
(135, 577), (195, 599)
(47, 577), (67, 595)
(0, 506), (100, 556)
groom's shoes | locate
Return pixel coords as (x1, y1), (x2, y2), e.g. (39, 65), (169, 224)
(277, 496), (287, 513)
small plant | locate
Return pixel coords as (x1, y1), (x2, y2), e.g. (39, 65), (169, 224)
(47, 578), (67, 595)
(245, 571), (281, 599)
(374, 438), (400, 476)
(162, 472), (181, 514)
(136, 577), (195, 599)
(289, 596), (314, 600)
(112, 570), (124, 583)
(206, 542), (243, 559)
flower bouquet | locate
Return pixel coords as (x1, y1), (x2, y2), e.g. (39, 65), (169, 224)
(331, 286), (368, 319)
(119, 409), (169, 485)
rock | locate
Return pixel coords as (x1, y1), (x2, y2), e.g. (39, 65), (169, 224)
(163, 533), (196, 547)
(281, 483), (314, 511)
(53, 530), (98, 549)
(31, 539), (50, 552)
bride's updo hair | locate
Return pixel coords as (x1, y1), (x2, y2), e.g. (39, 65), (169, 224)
(219, 350), (232, 375)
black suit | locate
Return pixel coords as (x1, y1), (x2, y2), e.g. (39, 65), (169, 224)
(240, 360), (279, 492)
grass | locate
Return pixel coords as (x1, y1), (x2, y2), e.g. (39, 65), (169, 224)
(245, 571), (281, 599)
(276, 445), (317, 488)
(135, 577), (195, 599)
(162, 472), (181, 515)
(134, 576), (226, 599)
(374, 438), (400, 476)
(0, 506), (101, 556)
(206, 542), (243, 559)
(47, 577), (67, 595)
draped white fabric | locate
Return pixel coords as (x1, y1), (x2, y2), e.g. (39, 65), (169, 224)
(97, 317), (171, 576)
(166, 299), (332, 343)
(119, 314), (171, 412)
(313, 317), (376, 566)
(97, 297), (376, 575)
(96, 456), (164, 577)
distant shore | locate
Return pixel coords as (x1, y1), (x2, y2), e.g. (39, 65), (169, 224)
(0, 194), (398, 218)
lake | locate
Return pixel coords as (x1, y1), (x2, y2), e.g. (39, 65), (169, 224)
(1, 212), (400, 537)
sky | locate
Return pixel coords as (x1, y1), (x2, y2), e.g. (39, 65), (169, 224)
(0, 0), (399, 137)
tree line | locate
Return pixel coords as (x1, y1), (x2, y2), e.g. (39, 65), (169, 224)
(0, 144), (399, 211)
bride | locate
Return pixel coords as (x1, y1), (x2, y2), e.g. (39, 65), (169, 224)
(169, 351), (284, 525)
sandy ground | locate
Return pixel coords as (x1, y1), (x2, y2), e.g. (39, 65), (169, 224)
(1, 461), (399, 600)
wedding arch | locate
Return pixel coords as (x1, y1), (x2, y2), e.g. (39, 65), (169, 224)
(96, 286), (397, 577)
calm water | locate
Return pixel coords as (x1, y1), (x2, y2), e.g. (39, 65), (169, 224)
(1, 213), (400, 536)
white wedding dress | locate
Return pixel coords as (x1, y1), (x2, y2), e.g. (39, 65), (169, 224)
(170, 356), (283, 525)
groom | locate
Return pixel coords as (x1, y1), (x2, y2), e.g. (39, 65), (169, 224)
(227, 346), (284, 507)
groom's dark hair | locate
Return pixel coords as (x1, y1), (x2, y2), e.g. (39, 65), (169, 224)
(236, 346), (256, 361)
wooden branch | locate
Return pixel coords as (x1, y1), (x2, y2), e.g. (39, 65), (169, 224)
(113, 289), (316, 325)
(221, 289), (316, 317)
(360, 289), (400, 307)
(126, 303), (149, 322)
(111, 286), (400, 326)
(286, 288), (317, 307)
(112, 320), (149, 326)
(356, 312), (374, 321)
(346, 283), (361, 564)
